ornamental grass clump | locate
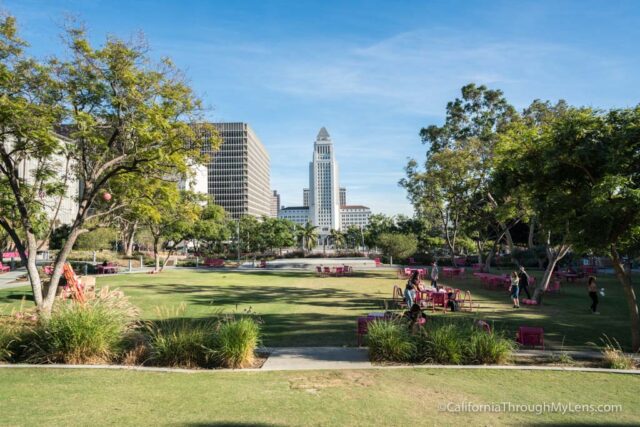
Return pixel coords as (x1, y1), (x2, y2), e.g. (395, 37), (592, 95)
(27, 288), (138, 364)
(600, 335), (635, 370)
(146, 318), (218, 368)
(367, 319), (416, 363)
(145, 305), (218, 368)
(211, 317), (260, 368)
(418, 323), (466, 364)
(465, 328), (514, 365)
(0, 320), (21, 362)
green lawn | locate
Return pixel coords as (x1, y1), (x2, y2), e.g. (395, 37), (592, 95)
(0, 268), (638, 349)
(0, 367), (638, 426)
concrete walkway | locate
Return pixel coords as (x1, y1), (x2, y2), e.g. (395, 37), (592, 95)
(0, 268), (27, 290)
(261, 347), (372, 371)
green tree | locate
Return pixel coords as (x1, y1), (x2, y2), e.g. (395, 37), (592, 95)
(499, 104), (640, 350)
(192, 203), (229, 254)
(0, 17), (213, 314)
(259, 217), (296, 255)
(74, 227), (117, 251)
(363, 214), (397, 249)
(402, 84), (522, 264)
(344, 225), (364, 250)
(299, 222), (318, 254)
(376, 233), (418, 265)
(329, 229), (345, 251)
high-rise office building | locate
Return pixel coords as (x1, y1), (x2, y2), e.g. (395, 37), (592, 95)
(302, 188), (309, 207)
(199, 122), (271, 219)
(280, 127), (372, 239)
(308, 127), (341, 236)
(270, 190), (280, 218)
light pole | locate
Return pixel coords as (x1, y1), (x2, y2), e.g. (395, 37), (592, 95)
(236, 219), (240, 265)
(359, 224), (365, 253)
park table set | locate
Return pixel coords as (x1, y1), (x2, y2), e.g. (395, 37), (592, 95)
(316, 265), (353, 277)
(96, 262), (119, 274)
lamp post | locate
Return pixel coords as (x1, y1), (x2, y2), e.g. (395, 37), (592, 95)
(236, 219), (240, 265)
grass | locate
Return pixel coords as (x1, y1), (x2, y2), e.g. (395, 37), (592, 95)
(0, 268), (638, 350)
(0, 368), (638, 425)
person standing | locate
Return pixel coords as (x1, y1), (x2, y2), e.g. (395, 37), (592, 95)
(404, 280), (416, 308)
(509, 271), (520, 308)
(517, 266), (531, 299)
(430, 261), (439, 290)
(588, 276), (599, 314)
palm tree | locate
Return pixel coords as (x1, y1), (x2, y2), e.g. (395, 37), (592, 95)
(329, 229), (345, 252)
(300, 222), (318, 254)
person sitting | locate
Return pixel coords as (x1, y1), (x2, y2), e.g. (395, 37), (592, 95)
(404, 303), (428, 331)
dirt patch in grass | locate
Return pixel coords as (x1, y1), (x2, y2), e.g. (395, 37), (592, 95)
(288, 370), (377, 394)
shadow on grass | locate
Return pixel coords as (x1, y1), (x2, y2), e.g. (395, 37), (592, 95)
(0, 291), (34, 303)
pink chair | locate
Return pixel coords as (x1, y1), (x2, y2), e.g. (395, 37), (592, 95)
(356, 316), (379, 346)
(430, 292), (448, 313)
(516, 326), (544, 349)
(0, 262), (10, 273)
(335, 266), (344, 277)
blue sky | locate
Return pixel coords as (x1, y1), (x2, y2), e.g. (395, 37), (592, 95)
(4, 0), (640, 215)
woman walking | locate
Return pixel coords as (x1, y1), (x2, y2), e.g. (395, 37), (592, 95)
(588, 276), (599, 314)
(509, 271), (520, 308)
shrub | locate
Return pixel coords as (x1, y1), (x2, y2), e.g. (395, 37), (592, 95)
(27, 288), (138, 364)
(0, 321), (20, 362)
(367, 320), (416, 363)
(30, 303), (130, 364)
(418, 323), (466, 364)
(146, 318), (217, 368)
(465, 329), (514, 365)
(600, 336), (635, 370)
(211, 317), (260, 368)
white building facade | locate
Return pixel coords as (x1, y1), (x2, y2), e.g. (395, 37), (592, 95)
(340, 205), (371, 228)
(279, 206), (310, 226)
(308, 127), (341, 237)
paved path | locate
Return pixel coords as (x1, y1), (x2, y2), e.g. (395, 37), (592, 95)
(261, 347), (372, 371)
(0, 268), (27, 290)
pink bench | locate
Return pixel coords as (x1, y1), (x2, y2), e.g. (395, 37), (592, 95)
(0, 262), (10, 273)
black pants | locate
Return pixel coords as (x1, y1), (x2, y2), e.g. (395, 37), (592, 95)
(521, 284), (531, 299)
(589, 292), (598, 312)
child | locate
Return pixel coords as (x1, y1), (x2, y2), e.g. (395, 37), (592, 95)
(509, 271), (520, 308)
(588, 276), (599, 314)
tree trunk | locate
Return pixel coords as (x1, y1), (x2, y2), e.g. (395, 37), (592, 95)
(504, 228), (516, 263)
(124, 222), (137, 257)
(475, 241), (484, 265)
(484, 240), (499, 273)
(611, 245), (640, 352)
(153, 237), (161, 272)
(528, 217), (536, 250)
(24, 234), (44, 308)
(532, 244), (570, 304)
